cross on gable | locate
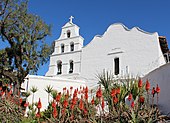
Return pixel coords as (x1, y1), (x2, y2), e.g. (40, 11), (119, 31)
(69, 16), (74, 23)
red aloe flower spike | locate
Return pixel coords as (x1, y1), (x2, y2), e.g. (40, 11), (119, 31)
(63, 87), (66, 91)
(138, 78), (143, 88)
(91, 97), (95, 105)
(131, 101), (134, 108)
(70, 86), (73, 90)
(63, 99), (68, 108)
(116, 87), (120, 94)
(85, 86), (88, 93)
(84, 93), (88, 100)
(113, 96), (118, 104)
(96, 86), (102, 99)
(139, 96), (145, 104)
(36, 111), (41, 118)
(111, 88), (116, 97)
(128, 93), (132, 101)
(24, 102), (29, 107)
(53, 108), (57, 118)
(19, 98), (22, 104)
(70, 104), (74, 110)
(61, 108), (66, 115)
(84, 108), (88, 115)
(37, 98), (42, 109)
(67, 90), (69, 96)
(79, 98), (84, 110)
(52, 100), (56, 108)
(145, 79), (150, 92)
(101, 98), (105, 110)
(156, 84), (160, 94)
(56, 92), (61, 102)
(152, 87), (155, 97)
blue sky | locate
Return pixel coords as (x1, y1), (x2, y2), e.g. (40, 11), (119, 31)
(2, 0), (170, 75)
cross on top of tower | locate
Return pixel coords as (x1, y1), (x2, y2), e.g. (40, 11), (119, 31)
(69, 16), (74, 23)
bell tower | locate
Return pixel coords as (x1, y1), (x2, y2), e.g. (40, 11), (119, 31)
(45, 16), (84, 77)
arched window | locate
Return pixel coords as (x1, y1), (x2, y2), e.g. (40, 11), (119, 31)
(57, 61), (62, 74)
(69, 60), (73, 73)
(70, 42), (74, 51)
(114, 58), (119, 75)
(61, 44), (64, 53)
(67, 30), (71, 38)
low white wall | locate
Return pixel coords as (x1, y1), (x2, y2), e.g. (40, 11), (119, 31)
(143, 63), (170, 114)
(22, 75), (85, 110)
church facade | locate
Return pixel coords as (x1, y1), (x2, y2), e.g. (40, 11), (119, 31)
(46, 17), (165, 81)
(22, 17), (166, 110)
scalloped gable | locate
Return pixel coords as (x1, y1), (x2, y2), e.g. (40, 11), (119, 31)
(106, 23), (157, 35)
(83, 23), (158, 48)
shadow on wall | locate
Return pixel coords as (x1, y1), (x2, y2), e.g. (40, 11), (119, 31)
(143, 63), (170, 114)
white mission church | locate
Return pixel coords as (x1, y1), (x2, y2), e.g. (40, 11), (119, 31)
(22, 16), (166, 110)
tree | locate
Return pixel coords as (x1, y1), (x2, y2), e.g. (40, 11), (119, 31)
(0, 0), (52, 94)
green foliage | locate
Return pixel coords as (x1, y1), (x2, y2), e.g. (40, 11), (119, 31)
(0, 97), (24, 122)
(0, 0), (52, 94)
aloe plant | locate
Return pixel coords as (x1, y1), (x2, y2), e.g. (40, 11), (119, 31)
(45, 85), (53, 103)
(30, 86), (38, 104)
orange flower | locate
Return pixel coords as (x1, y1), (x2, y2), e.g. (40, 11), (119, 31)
(96, 86), (102, 98)
(156, 84), (160, 94)
(67, 90), (69, 96)
(113, 96), (118, 104)
(111, 88), (116, 97)
(36, 111), (41, 118)
(61, 108), (66, 115)
(70, 104), (74, 110)
(63, 99), (68, 108)
(53, 108), (57, 118)
(70, 86), (73, 90)
(72, 97), (77, 105)
(79, 98), (84, 110)
(84, 108), (88, 115)
(91, 97), (95, 105)
(131, 101), (134, 108)
(37, 98), (42, 109)
(145, 79), (150, 91)
(101, 98), (105, 110)
(19, 98), (22, 104)
(24, 102), (29, 107)
(116, 87), (120, 94)
(128, 93), (132, 101)
(52, 100), (56, 108)
(85, 86), (88, 93)
(63, 87), (66, 91)
(138, 78), (143, 88)
(56, 92), (61, 102)
(152, 87), (155, 97)
(139, 96), (145, 104)
(84, 93), (88, 100)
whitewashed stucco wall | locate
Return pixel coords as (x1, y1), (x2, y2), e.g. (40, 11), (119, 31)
(143, 63), (170, 114)
(22, 75), (85, 110)
(81, 23), (165, 81)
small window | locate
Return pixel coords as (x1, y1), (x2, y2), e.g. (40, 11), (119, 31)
(57, 61), (62, 74)
(69, 60), (73, 73)
(61, 44), (64, 53)
(70, 42), (74, 51)
(67, 30), (71, 38)
(114, 58), (119, 75)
